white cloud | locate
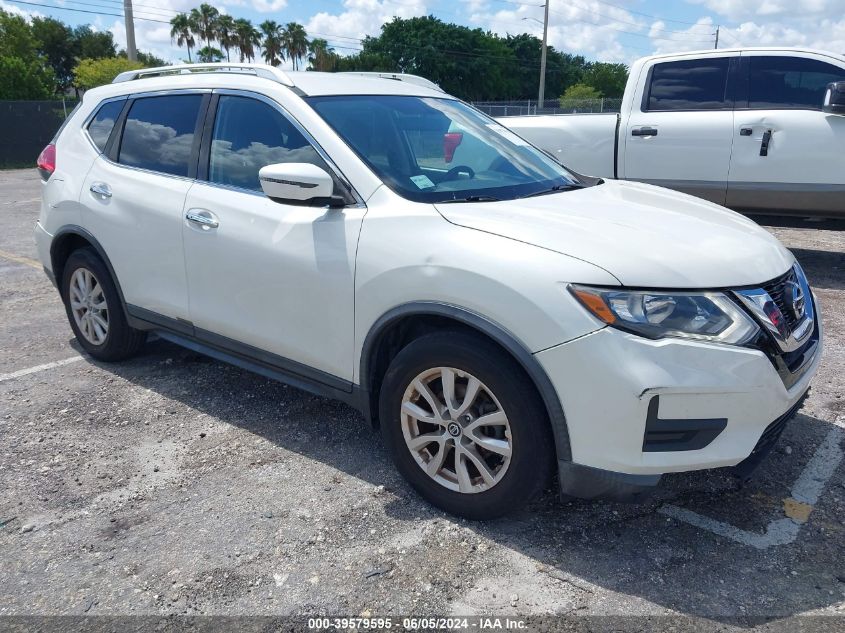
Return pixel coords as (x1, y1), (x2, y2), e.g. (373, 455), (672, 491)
(0, 0), (41, 19)
(251, 0), (288, 13)
(689, 0), (844, 20)
(305, 0), (427, 48)
(468, 0), (649, 62)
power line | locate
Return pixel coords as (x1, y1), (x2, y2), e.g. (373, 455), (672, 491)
(5, 0), (170, 23)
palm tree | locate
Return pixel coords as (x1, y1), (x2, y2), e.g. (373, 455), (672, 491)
(307, 38), (335, 72)
(170, 13), (195, 63)
(189, 3), (219, 50)
(260, 20), (284, 67)
(281, 22), (308, 71)
(234, 18), (260, 63)
(197, 46), (223, 63)
(216, 14), (236, 63)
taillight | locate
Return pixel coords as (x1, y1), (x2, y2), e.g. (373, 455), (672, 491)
(36, 144), (56, 180)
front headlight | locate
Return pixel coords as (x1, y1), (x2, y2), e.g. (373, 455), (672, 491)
(569, 285), (759, 345)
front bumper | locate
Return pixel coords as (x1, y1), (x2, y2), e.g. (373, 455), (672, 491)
(536, 309), (822, 498)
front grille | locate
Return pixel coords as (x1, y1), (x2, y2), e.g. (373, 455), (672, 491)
(762, 268), (800, 330)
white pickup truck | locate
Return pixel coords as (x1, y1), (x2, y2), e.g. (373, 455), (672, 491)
(500, 48), (845, 218)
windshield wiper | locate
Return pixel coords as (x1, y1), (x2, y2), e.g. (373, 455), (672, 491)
(439, 195), (502, 203)
(518, 183), (586, 199)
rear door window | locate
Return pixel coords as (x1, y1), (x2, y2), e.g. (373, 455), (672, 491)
(87, 100), (124, 152)
(747, 56), (845, 110)
(118, 94), (203, 177)
(645, 57), (731, 111)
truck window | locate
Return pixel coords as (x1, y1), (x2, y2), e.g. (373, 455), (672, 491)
(747, 56), (845, 110)
(645, 58), (731, 112)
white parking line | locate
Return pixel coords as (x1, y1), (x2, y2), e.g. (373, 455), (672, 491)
(0, 356), (85, 383)
(660, 422), (844, 550)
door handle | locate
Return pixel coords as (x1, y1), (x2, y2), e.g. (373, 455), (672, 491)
(631, 127), (658, 137)
(739, 127), (753, 136)
(89, 182), (112, 198)
(185, 209), (219, 229)
(760, 129), (773, 157)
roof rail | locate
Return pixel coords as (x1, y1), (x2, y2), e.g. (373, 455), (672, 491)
(112, 63), (294, 87)
(338, 72), (443, 92)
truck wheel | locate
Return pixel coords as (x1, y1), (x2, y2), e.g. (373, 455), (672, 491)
(61, 248), (145, 361)
(379, 332), (554, 519)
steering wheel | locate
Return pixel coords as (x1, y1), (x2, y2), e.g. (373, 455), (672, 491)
(443, 165), (475, 180)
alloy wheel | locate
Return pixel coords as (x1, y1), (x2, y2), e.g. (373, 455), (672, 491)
(69, 267), (109, 345)
(400, 367), (512, 494)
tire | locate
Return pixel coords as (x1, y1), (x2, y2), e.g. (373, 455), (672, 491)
(379, 331), (554, 520)
(60, 248), (145, 361)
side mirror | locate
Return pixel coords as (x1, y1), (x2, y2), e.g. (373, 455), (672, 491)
(259, 163), (335, 205)
(823, 81), (845, 115)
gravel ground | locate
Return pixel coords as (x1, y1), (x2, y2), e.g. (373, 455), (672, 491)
(1, 168), (844, 628)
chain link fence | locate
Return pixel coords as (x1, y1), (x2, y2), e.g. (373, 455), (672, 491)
(472, 98), (622, 117)
(1, 100), (79, 169)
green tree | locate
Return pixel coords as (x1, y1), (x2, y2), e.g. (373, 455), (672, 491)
(260, 20), (284, 67)
(0, 9), (38, 60)
(559, 83), (601, 106)
(581, 62), (628, 98)
(281, 22), (308, 71)
(504, 33), (586, 100)
(73, 57), (143, 90)
(216, 14), (236, 63)
(234, 18), (260, 62)
(307, 38), (336, 71)
(190, 4), (219, 49)
(170, 13), (195, 62)
(0, 55), (55, 99)
(73, 25), (116, 59)
(352, 16), (519, 101)
(30, 17), (75, 93)
(196, 46), (223, 63)
(119, 49), (166, 67)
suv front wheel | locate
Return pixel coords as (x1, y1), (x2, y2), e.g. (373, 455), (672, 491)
(60, 248), (146, 361)
(379, 332), (554, 519)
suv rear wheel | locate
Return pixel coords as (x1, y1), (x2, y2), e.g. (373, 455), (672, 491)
(61, 248), (145, 361)
(379, 332), (554, 519)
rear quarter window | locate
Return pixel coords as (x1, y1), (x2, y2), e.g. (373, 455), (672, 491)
(87, 100), (124, 152)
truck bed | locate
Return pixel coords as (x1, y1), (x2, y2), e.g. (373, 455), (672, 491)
(497, 113), (619, 179)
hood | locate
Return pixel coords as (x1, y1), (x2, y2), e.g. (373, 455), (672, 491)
(435, 180), (794, 288)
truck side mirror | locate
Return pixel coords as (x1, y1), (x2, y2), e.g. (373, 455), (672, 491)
(823, 81), (845, 115)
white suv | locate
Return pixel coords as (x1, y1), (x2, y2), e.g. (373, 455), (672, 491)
(35, 64), (822, 519)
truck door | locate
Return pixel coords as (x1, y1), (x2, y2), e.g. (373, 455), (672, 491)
(623, 54), (738, 205)
(726, 52), (845, 217)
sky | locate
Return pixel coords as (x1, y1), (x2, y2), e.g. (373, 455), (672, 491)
(1, 0), (844, 68)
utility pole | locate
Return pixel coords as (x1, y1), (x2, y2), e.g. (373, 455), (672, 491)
(538, 1), (550, 109)
(124, 0), (137, 61)
(714, 25), (720, 50)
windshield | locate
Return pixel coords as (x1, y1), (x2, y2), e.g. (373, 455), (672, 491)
(306, 95), (581, 203)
